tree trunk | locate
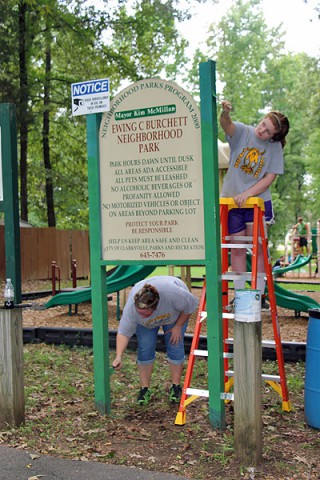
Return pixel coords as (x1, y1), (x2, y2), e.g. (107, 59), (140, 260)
(18, 1), (29, 222)
(43, 21), (56, 227)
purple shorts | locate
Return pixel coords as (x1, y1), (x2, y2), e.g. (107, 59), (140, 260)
(228, 200), (274, 234)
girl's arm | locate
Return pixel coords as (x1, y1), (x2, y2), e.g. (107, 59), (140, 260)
(234, 173), (277, 207)
(220, 100), (235, 137)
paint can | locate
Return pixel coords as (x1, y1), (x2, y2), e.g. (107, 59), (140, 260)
(234, 289), (261, 323)
(304, 308), (320, 429)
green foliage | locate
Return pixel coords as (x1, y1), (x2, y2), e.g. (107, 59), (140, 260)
(193, 0), (320, 248)
(1, 0), (191, 228)
(110, 0), (188, 80)
(1, 0), (320, 235)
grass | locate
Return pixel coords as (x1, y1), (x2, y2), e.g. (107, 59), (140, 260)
(276, 282), (320, 292)
(2, 343), (320, 479)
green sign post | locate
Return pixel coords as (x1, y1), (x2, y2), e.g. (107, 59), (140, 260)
(86, 60), (225, 427)
(0, 104), (22, 303)
(199, 61), (224, 428)
(86, 112), (110, 413)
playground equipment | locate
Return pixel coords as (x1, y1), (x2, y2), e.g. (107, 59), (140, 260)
(272, 282), (319, 316)
(273, 254), (312, 277)
(284, 224), (311, 261)
(284, 222), (320, 278)
(271, 254), (320, 316)
(45, 265), (156, 309)
(51, 258), (79, 292)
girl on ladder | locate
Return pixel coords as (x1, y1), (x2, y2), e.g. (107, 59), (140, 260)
(220, 100), (290, 310)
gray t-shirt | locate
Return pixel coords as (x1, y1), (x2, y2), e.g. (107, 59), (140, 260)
(118, 276), (199, 337)
(221, 121), (284, 202)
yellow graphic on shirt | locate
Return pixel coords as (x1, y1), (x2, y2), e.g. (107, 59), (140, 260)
(145, 313), (171, 327)
(234, 147), (265, 178)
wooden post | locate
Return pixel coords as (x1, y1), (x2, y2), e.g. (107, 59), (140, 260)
(234, 291), (262, 466)
(0, 308), (25, 427)
(185, 266), (192, 290)
(120, 288), (126, 310)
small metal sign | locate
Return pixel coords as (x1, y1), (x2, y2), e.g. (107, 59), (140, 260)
(71, 78), (110, 116)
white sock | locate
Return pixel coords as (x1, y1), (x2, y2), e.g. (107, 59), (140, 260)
(233, 279), (246, 290)
(257, 277), (266, 295)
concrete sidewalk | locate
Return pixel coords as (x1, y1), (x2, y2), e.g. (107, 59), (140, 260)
(0, 445), (195, 480)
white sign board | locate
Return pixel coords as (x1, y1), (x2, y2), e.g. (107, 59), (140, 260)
(71, 78), (110, 116)
(99, 79), (205, 262)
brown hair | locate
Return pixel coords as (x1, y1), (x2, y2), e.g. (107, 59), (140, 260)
(266, 111), (290, 148)
(134, 284), (160, 310)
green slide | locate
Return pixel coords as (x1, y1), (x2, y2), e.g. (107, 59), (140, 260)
(45, 265), (156, 309)
(267, 282), (320, 314)
(273, 254), (312, 276)
(270, 254), (319, 314)
(247, 254), (318, 314)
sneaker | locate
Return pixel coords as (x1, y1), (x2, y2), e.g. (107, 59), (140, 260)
(261, 296), (270, 311)
(169, 384), (182, 404)
(136, 387), (153, 405)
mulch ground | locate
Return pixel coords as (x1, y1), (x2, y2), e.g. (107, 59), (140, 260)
(18, 278), (320, 344)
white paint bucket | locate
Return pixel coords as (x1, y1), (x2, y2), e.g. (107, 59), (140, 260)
(234, 289), (261, 323)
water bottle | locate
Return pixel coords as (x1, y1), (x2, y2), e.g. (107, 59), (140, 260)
(4, 278), (14, 309)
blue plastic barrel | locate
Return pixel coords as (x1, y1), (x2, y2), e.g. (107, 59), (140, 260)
(304, 308), (320, 429)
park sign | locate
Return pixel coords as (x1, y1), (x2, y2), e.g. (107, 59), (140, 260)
(71, 78), (110, 116)
(99, 78), (205, 262)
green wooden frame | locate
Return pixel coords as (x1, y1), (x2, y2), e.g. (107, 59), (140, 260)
(86, 60), (225, 427)
(0, 104), (22, 303)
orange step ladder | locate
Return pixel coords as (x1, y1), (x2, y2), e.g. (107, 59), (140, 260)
(175, 197), (291, 426)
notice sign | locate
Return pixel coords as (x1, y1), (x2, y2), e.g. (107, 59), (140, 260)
(99, 79), (205, 261)
(71, 78), (110, 116)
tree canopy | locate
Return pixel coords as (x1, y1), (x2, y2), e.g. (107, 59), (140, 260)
(202, 0), (320, 249)
(0, 0), (319, 254)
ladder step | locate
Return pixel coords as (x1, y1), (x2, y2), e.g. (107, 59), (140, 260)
(223, 352), (234, 359)
(223, 313), (235, 319)
(221, 243), (253, 249)
(186, 387), (209, 398)
(222, 272), (266, 281)
(225, 338), (276, 348)
(225, 235), (254, 241)
(193, 349), (208, 357)
(222, 272), (252, 281)
(225, 370), (280, 382)
(221, 392), (234, 401)
(200, 311), (207, 322)
(262, 374), (281, 382)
